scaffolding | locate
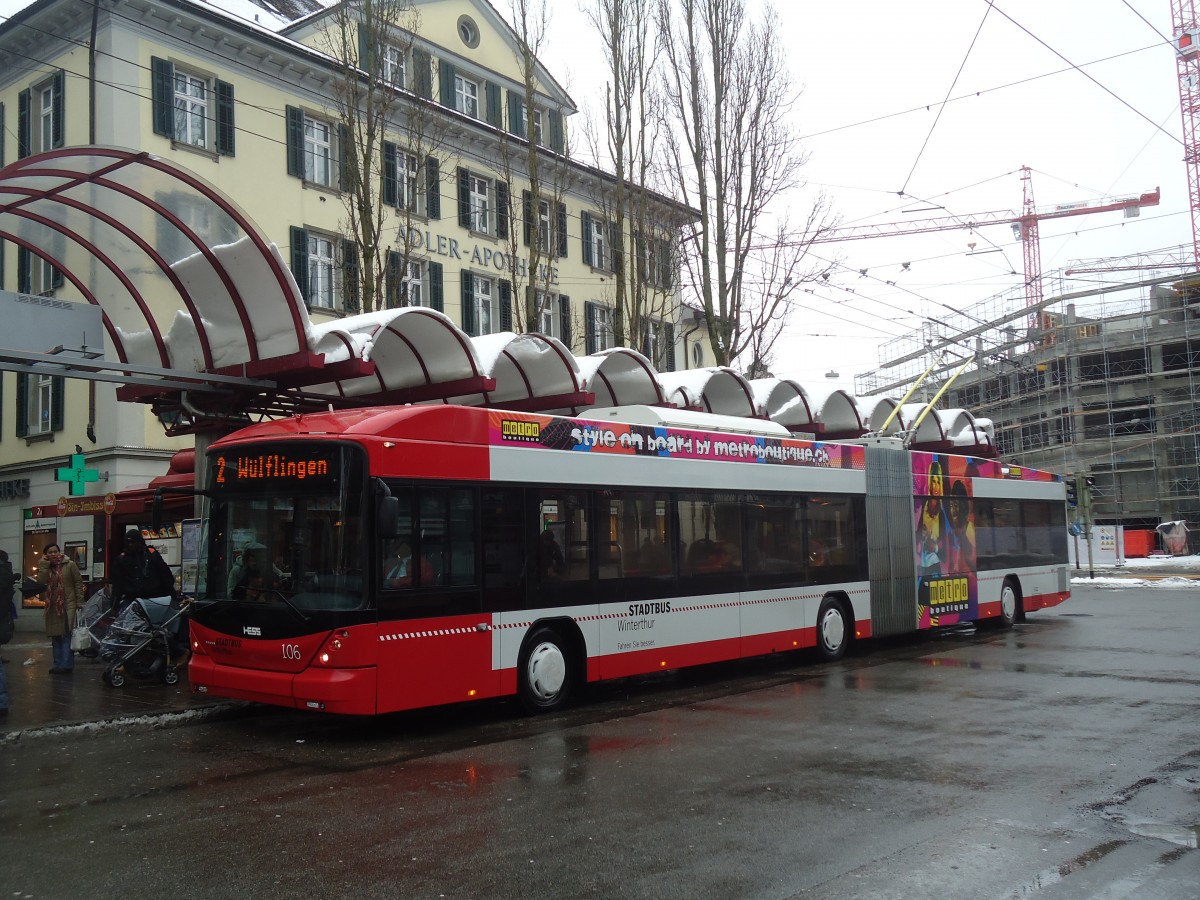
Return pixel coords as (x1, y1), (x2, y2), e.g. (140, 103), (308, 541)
(855, 244), (1200, 527)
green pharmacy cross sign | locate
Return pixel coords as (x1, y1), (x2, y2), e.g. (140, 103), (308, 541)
(56, 453), (101, 497)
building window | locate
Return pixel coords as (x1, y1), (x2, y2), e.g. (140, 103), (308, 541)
(473, 275), (496, 335)
(17, 71), (63, 158)
(644, 319), (663, 363)
(304, 116), (337, 187)
(587, 302), (614, 353)
(38, 82), (54, 153)
(469, 174), (490, 233)
(28, 373), (54, 435)
(152, 58), (235, 156)
(455, 75), (479, 118)
(17, 246), (62, 296)
(403, 260), (424, 307)
(537, 291), (558, 338)
(457, 15), (480, 48)
(537, 199), (551, 250)
(383, 45), (406, 88)
(307, 232), (339, 309)
(172, 70), (208, 148)
(589, 216), (607, 269)
(640, 237), (673, 290)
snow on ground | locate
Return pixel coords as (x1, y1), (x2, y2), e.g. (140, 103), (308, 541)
(1071, 554), (1199, 589)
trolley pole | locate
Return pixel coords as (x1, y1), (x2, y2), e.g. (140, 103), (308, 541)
(1080, 474), (1095, 580)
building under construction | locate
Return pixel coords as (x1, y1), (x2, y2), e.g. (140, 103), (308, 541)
(855, 244), (1200, 529)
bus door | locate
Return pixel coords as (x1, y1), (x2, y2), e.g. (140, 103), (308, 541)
(864, 445), (919, 637)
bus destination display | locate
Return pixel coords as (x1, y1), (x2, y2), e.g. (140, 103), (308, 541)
(212, 447), (339, 489)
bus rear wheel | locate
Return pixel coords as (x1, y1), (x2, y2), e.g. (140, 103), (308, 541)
(518, 627), (574, 714)
(998, 578), (1021, 628)
(815, 596), (849, 662)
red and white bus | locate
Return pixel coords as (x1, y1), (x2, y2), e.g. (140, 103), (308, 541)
(187, 404), (1070, 715)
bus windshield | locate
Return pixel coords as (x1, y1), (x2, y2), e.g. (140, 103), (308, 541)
(202, 442), (368, 613)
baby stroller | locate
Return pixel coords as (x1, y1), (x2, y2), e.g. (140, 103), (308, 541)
(76, 587), (116, 659)
(99, 596), (190, 688)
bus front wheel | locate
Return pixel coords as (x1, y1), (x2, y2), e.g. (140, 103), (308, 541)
(815, 596), (849, 662)
(518, 627), (574, 714)
(998, 578), (1022, 628)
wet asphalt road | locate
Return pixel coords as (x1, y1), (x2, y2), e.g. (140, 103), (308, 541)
(2, 583), (1199, 899)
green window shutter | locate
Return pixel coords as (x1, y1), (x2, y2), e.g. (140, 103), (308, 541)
(548, 109), (564, 154)
(385, 249), (401, 308)
(556, 202), (568, 258)
(382, 141), (398, 206)
(659, 242), (673, 290)
(664, 323), (676, 371)
(358, 26), (376, 73)
(51, 70), (64, 148)
(507, 90), (524, 137)
(50, 376), (64, 432)
(15, 373), (28, 438)
(495, 181), (510, 240)
(341, 239), (360, 312)
(0, 102), (5, 166)
(584, 301), (597, 354)
(499, 279), (512, 331)
(17, 246), (30, 294)
(413, 48), (432, 98)
(17, 89), (30, 159)
(439, 60), (456, 108)
(425, 155), (441, 218)
(428, 261), (444, 312)
(609, 221), (622, 273)
(485, 82), (502, 127)
(522, 191), (532, 246)
(289, 226), (309, 303)
(151, 57), (174, 137)
(51, 263), (64, 290)
(457, 167), (470, 228)
(581, 212), (593, 266)
(0, 238), (5, 290)
(215, 80), (235, 155)
(559, 295), (571, 348)
(337, 123), (351, 192)
(460, 270), (475, 335)
(285, 106), (304, 178)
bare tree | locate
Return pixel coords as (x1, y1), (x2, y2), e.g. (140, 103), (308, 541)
(584, 0), (677, 365)
(319, 0), (451, 313)
(496, 0), (574, 338)
(656, 0), (835, 370)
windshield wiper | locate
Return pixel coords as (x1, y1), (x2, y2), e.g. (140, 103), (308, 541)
(260, 588), (311, 623)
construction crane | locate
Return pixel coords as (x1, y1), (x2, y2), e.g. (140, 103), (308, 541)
(1173, 0), (1200, 266)
(811, 167), (1160, 317)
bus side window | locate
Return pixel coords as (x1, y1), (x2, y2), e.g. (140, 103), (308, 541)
(380, 485), (415, 591)
(482, 487), (525, 612)
(535, 490), (590, 583)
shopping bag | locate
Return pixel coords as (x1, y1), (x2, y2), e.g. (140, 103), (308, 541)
(70, 615), (96, 653)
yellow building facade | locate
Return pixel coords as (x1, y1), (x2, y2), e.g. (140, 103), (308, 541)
(0, 0), (700, 596)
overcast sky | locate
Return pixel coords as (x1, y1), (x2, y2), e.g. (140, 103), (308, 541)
(0, 0), (1191, 394)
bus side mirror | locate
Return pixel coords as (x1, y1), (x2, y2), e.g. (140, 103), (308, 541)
(377, 495), (399, 540)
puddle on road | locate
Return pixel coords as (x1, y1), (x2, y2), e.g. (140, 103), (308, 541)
(1007, 839), (1127, 895)
(1128, 822), (1200, 848)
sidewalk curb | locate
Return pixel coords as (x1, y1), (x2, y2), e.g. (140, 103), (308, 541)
(0, 700), (254, 747)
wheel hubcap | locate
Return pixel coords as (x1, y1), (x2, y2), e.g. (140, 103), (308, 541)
(821, 609), (845, 652)
(1002, 586), (1016, 620)
(527, 642), (566, 701)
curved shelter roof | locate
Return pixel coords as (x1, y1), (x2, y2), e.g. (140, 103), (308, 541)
(436, 332), (593, 411)
(658, 367), (757, 417)
(548, 348), (665, 415)
(309, 307), (493, 403)
(0, 147), (317, 375)
(805, 388), (867, 440)
(749, 378), (818, 433)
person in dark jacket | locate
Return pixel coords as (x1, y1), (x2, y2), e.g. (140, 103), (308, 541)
(111, 531), (175, 613)
(0, 548), (16, 715)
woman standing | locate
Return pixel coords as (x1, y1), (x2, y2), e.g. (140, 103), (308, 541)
(37, 542), (83, 675)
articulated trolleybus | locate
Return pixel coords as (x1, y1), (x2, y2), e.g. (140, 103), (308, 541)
(188, 404), (1070, 715)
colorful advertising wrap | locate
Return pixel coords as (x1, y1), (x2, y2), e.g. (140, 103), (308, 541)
(489, 412), (866, 471)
